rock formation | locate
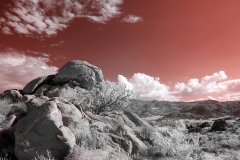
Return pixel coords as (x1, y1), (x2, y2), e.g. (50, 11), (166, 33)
(14, 97), (76, 160)
(0, 60), (154, 160)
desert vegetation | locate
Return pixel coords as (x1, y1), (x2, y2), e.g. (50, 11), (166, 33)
(61, 80), (133, 114)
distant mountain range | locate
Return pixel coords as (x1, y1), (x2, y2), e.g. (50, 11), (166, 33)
(128, 99), (240, 119)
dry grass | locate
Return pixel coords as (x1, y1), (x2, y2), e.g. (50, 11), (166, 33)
(33, 150), (56, 160)
(0, 99), (12, 123)
(131, 120), (200, 160)
(67, 119), (110, 152)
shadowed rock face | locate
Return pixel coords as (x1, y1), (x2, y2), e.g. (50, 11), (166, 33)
(0, 128), (14, 149)
(50, 60), (104, 90)
(23, 75), (55, 94)
(211, 119), (227, 131)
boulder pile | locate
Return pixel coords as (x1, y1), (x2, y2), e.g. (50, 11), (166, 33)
(0, 60), (158, 160)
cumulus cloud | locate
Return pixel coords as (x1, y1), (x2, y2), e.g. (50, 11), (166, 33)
(220, 79), (240, 92)
(122, 15), (143, 23)
(217, 93), (240, 101)
(0, 0), (125, 37)
(118, 71), (240, 102)
(118, 73), (178, 101)
(173, 70), (240, 101)
(174, 71), (228, 96)
(0, 51), (58, 93)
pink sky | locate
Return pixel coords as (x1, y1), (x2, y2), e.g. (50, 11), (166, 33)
(1, 0), (240, 102)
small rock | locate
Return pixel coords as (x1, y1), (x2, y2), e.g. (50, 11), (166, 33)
(198, 122), (211, 129)
(188, 127), (201, 133)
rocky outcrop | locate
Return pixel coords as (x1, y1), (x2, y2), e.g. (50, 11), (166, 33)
(14, 97), (76, 160)
(50, 60), (104, 90)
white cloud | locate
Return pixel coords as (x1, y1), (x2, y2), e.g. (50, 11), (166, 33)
(0, 51), (58, 93)
(26, 50), (49, 57)
(49, 41), (65, 47)
(220, 79), (240, 92)
(118, 71), (240, 102)
(174, 71), (240, 101)
(118, 75), (133, 91)
(122, 15), (143, 23)
(2, 26), (13, 35)
(174, 71), (227, 96)
(118, 73), (178, 101)
(1, 0), (125, 37)
(217, 93), (240, 101)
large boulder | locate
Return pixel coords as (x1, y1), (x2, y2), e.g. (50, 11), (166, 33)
(50, 97), (83, 126)
(50, 60), (104, 90)
(14, 98), (76, 160)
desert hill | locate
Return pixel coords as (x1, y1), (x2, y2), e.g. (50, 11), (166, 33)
(128, 99), (240, 119)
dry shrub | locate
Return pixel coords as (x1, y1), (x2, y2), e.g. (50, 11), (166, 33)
(61, 81), (132, 114)
(0, 98), (26, 124)
(33, 150), (55, 160)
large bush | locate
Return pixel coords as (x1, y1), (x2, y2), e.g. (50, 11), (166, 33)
(62, 81), (133, 114)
